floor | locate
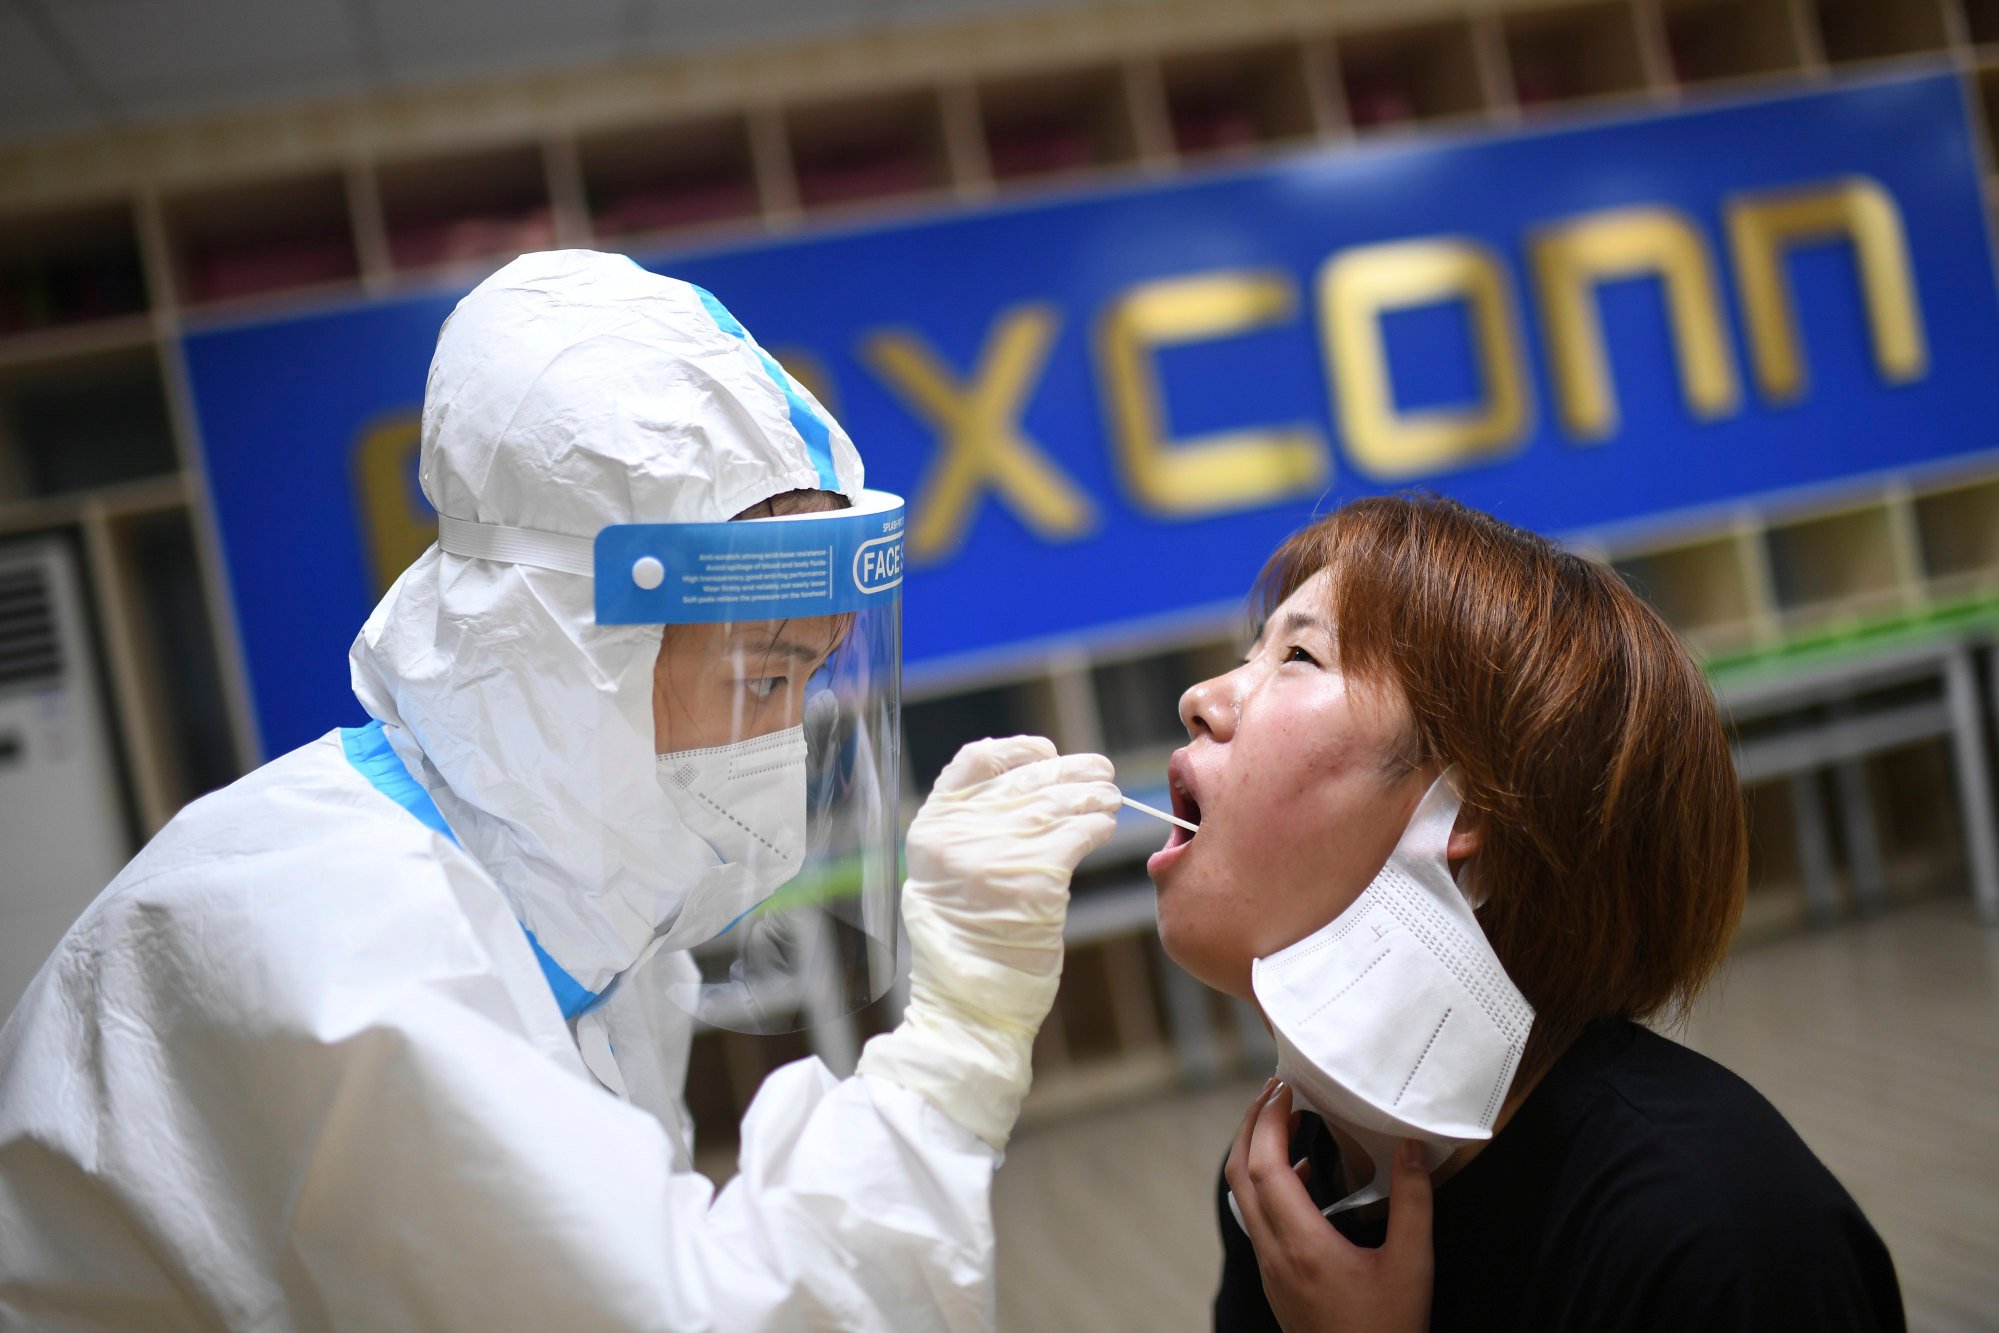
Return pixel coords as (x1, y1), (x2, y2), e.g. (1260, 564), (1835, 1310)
(989, 897), (1999, 1332)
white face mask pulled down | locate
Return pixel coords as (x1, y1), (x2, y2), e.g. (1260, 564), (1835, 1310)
(1238, 769), (1534, 1224)
(655, 725), (808, 948)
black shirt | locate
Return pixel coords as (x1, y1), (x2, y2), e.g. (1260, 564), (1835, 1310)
(1215, 1020), (1904, 1331)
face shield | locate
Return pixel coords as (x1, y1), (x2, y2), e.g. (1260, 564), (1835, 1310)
(606, 489), (904, 1034)
(438, 488), (904, 1034)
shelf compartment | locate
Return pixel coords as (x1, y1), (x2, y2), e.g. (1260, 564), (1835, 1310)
(1611, 531), (1767, 654)
(1041, 937), (1165, 1064)
(1660, 0), (1812, 84)
(1502, 1), (1653, 109)
(1336, 18), (1487, 130)
(163, 171), (361, 306)
(90, 505), (240, 822)
(377, 143), (556, 273)
(0, 473), (188, 541)
(903, 676), (1062, 793)
(1975, 66), (1999, 173)
(1762, 502), (1911, 630)
(1090, 638), (1236, 759)
(0, 346), (178, 502)
(1864, 739), (1967, 904)
(1809, 0), (1953, 64)
(1737, 776), (1812, 938)
(0, 202), (149, 341)
(977, 64), (1144, 185)
(580, 113), (761, 240)
(1912, 474), (1999, 599)
(785, 89), (951, 214)
(1967, 0), (1999, 47)
(1159, 42), (1320, 159)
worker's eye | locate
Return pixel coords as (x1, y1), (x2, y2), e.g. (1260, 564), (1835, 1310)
(744, 677), (785, 701)
(1284, 643), (1321, 667)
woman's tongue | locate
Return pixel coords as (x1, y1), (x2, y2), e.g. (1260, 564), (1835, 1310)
(1172, 789), (1203, 846)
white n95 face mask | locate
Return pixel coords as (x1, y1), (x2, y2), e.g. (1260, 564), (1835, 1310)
(656, 725), (808, 944)
(1245, 768), (1534, 1219)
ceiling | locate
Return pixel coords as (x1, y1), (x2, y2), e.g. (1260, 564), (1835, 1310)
(0, 0), (1073, 145)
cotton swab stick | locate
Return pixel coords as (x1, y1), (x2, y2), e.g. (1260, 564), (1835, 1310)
(1120, 794), (1199, 834)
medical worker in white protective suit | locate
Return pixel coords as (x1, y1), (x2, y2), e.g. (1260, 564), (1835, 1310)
(0, 250), (1121, 1330)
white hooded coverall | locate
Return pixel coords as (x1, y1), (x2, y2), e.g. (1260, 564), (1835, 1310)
(0, 253), (1003, 1331)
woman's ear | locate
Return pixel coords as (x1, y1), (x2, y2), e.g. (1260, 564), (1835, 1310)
(1446, 814), (1481, 870)
(1448, 818), (1484, 907)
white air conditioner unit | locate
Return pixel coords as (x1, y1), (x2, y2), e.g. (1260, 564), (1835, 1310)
(0, 537), (130, 1025)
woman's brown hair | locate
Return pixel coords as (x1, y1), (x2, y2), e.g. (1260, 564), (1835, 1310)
(1255, 494), (1746, 1082)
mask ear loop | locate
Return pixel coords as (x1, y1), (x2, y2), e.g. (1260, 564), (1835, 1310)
(1403, 765), (1486, 911)
(1399, 766), (1461, 859)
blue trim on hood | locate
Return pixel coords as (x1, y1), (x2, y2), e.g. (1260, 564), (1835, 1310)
(340, 719), (459, 846)
(520, 928), (603, 1020)
(691, 283), (842, 493)
(339, 719), (605, 1021)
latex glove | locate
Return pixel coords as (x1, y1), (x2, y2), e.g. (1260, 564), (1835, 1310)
(856, 736), (1120, 1148)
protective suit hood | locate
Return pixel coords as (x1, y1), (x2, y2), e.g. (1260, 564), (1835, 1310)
(350, 249), (863, 993)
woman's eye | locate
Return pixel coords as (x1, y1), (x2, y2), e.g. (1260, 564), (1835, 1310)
(1285, 644), (1319, 666)
(744, 677), (785, 700)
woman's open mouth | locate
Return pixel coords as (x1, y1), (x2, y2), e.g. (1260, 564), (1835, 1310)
(1168, 773), (1202, 848)
(1149, 749), (1204, 880)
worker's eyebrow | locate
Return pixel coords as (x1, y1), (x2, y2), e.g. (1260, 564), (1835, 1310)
(732, 630), (833, 666)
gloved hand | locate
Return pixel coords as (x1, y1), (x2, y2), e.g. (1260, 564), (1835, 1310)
(856, 736), (1120, 1148)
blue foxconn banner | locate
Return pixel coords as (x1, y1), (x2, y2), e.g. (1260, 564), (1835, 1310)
(185, 72), (1999, 758)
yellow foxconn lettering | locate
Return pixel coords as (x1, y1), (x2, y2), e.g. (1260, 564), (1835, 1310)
(862, 304), (1095, 566)
(1530, 205), (1740, 441)
(1318, 238), (1533, 481)
(1726, 177), (1926, 403)
(353, 413), (431, 594)
(357, 174), (1922, 568)
(1096, 270), (1331, 515)
(771, 345), (840, 417)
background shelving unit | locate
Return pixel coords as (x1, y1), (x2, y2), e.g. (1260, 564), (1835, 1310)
(1335, 17), (1492, 131)
(1091, 638), (1237, 763)
(161, 171), (362, 308)
(1811, 0), (1954, 66)
(578, 114), (765, 244)
(377, 142), (557, 277)
(1660, 0), (1817, 85)
(1913, 473), (1999, 600)
(0, 201), (150, 341)
(1158, 41), (1327, 159)
(1975, 62), (1999, 161)
(1500, 1), (1658, 111)
(1967, 0), (1999, 47)
(0, 344), (177, 501)
(784, 89), (955, 215)
(975, 64), (1150, 188)
(1764, 501), (1919, 632)
(7, 0), (1999, 1148)
(1611, 524), (1776, 656)
(903, 675), (1067, 791)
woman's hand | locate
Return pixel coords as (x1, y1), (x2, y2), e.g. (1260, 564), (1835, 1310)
(1224, 1081), (1434, 1333)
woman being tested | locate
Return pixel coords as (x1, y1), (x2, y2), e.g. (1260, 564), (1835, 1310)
(0, 251), (1119, 1329)
(1146, 496), (1903, 1331)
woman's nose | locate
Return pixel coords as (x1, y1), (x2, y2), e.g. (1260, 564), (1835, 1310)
(1178, 670), (1238, 742)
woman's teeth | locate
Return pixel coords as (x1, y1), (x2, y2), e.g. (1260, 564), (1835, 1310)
(1170, 778), (1202, 833)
